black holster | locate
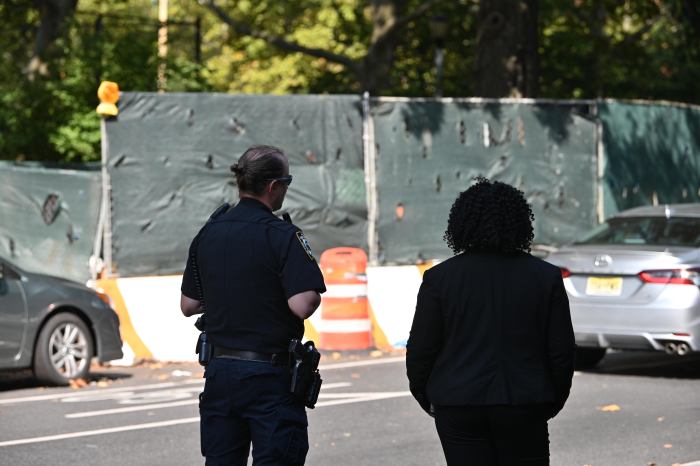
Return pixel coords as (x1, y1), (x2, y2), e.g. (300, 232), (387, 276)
(288, 339), (322, 409)
(195, 316), (212, 366)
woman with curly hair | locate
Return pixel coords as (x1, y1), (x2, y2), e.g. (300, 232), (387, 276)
(406, 178), (575, 466)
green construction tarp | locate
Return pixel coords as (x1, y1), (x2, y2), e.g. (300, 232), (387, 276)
(600, 101), (700, 218)
(370, 99), (599, 263)
(105, 93), (366, 277)
(0, 162), (101, 283)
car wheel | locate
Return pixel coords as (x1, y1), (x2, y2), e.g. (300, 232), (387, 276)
(33, 313), (93, 386)
(574, 347), (606, 369)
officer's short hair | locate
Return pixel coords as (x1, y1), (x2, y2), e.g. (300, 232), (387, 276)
(230, 145), (286, 195)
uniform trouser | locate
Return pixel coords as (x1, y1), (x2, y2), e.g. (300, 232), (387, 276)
(433, 404), (550, 466)
(199, 358), (308, 466)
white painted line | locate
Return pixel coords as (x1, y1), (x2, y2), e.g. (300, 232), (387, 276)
(320, 356), (404, 370)
(317, 318), (372, 333)
(0, 417), (200, 447)
(2, 389), (410, 448)
(66, 399), (198, 418)
(315, 391), (411, 408)
(680, 462), (700, 466)
(65, 383), (353, 419)
(319, 391), (409, 399)
(319, 382), (353, 390)
(324, 284), (368, 298)
(0, 379), (203, 405)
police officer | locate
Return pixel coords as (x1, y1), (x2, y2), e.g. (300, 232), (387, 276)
(180, 145), (326, 466)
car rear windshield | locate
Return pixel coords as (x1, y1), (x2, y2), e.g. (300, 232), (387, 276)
(576, 216), (700, 247)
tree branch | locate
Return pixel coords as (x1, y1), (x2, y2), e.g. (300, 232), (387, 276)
(201, 0), (358, 71)
(391, 0), (444, 34)
(369, 0), (443, 53)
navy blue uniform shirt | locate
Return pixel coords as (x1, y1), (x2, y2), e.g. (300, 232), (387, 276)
(181, 198), (326, 353)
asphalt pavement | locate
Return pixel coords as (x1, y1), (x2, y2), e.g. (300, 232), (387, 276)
(0, 351), (699, 465)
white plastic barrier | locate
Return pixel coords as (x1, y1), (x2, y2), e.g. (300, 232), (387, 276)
(96, 265), (431, 363)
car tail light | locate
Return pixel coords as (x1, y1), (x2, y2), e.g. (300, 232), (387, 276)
(638, 269), (700, 286)
(560, 268), (572, 278)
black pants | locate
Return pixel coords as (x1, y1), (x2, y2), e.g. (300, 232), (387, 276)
(199, 358), (308, 466)
(434, 405), (550, 466)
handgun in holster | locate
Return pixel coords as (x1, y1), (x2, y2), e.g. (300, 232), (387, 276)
(289, 339), (322, 409)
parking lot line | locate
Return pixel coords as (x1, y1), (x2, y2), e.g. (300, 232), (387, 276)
(3, 386), (408, 448)
(64, 382), (354, 418)
(320, 356), (404, 370)
(0, 417), (200, 447)
(66, 399), (198, 418)
(0, 379), (203, 405)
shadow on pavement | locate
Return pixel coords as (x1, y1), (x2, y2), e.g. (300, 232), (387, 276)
(584, 351), (700, 379)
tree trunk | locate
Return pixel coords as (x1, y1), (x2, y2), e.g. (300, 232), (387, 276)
(26, 0), (78, 78)
(474, 0), (539, 98)
(359, 0), (405, 94)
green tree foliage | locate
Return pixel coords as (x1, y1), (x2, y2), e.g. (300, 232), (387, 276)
(0, 0), (206, 163)
(1, 0), (699, 163)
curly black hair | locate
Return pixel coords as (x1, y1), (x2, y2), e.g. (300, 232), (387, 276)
(443, 177), (534, 254)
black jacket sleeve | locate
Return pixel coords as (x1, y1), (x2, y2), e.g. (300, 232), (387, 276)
(546, 272), (576, 417)
(406, 269), (443, 415)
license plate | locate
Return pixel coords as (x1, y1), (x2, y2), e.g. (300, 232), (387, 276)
(586, 277), (623, 296)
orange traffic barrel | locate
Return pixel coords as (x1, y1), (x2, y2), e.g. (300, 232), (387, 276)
(318, 247), (371, 350)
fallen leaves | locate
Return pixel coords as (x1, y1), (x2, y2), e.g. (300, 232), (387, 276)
(68, 378), (88, 389)
(597, 404), (621, 412)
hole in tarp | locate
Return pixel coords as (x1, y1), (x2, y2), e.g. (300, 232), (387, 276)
(113, 154), (126, 167)
(336, 148), (342, 160)
(229, 118), (246, 135)
(42, 194), (61, 225)
(422, 146), (428, 159)
(292, 118), (300, 130)
(346, 114), (354, 129)
(458, 120), (466, 144)
(140, 221), (153, 232)
(186, 108), (195, 126)
(9, 238), (16, 258)
(305, 150), (317, 163)
(206, 155), (214, 169)
(435, 175), (442, 192)
(66, 224), (78, 244)
(456, 171), (461, 179)
(395, 203), (405, 221)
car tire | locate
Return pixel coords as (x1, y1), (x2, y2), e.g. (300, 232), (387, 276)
(574, 347), (606, 369)
(33, 313), (94, 386)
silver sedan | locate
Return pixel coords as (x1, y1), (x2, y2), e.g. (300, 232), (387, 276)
(546, 203), (700, 367)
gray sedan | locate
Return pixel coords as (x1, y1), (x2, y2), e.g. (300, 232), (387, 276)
(0, 257), (123, 385)
(546, 203), (700, 367)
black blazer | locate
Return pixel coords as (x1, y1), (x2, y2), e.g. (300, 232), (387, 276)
(406, 251), (575, 416)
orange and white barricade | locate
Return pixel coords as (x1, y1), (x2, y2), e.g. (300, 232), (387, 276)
(318, 247), (372, 350)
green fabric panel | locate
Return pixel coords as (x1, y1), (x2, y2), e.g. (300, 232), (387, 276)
(0, 162), (101, 282)
(371, 100), (598, 263)
(106, 93), (365, 277)
(600, 101), (700, 218)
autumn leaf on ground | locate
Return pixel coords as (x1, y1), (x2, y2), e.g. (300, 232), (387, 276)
(69, 378), (88, 389)
(663, 444), (673, 449)
(597, 404), (621, 412)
